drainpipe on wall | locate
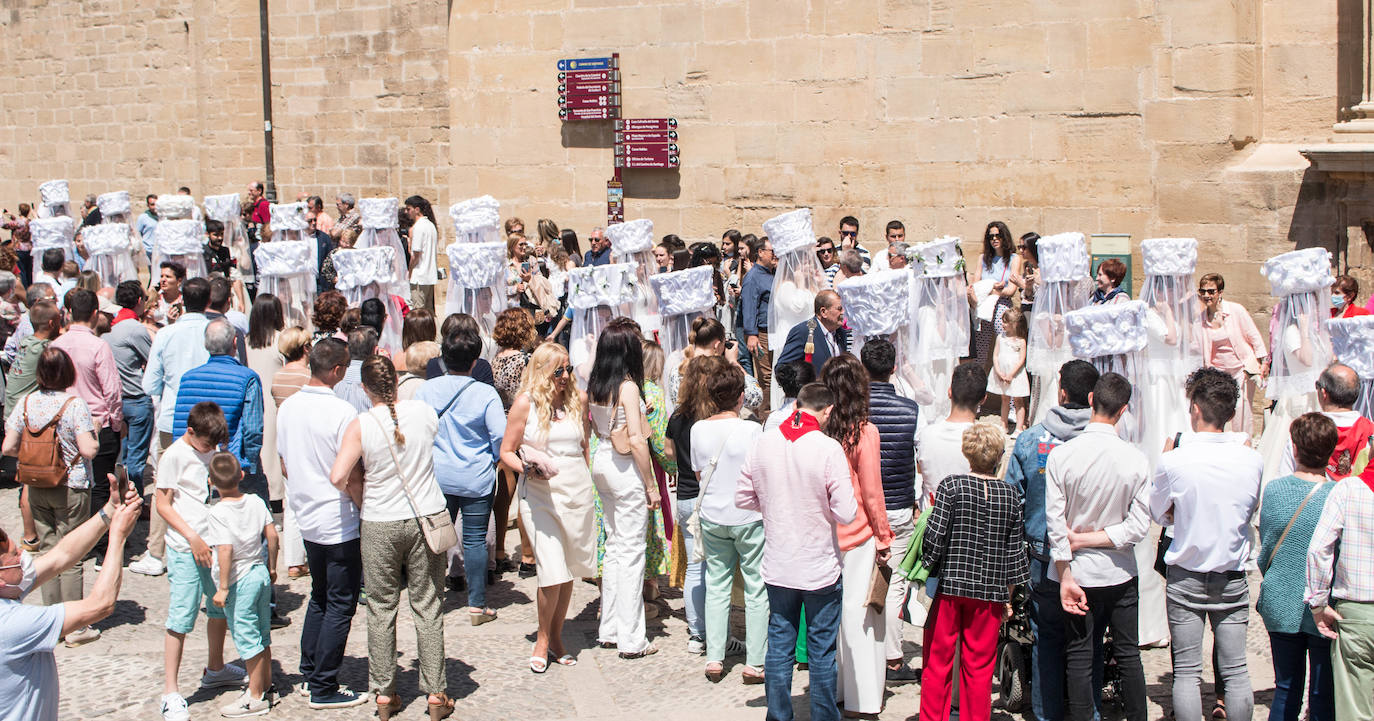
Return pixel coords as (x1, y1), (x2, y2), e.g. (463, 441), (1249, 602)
(259, 0), (277, 202)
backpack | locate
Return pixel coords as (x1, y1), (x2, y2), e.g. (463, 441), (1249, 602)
(16, 395), (77, 488)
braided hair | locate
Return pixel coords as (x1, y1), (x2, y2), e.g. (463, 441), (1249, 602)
(361, 354), (405, 445)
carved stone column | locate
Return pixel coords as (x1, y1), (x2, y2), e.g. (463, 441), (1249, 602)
(1336, 0), (1374, 136)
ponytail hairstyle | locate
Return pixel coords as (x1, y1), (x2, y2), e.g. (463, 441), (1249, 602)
(361, 354), (405, 445)
(684, 316), (726, 359)
(404, 195), (437, 227)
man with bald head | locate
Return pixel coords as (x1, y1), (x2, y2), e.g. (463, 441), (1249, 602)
(1276, 363), (1374, 482)
(774, 289), (849, 379)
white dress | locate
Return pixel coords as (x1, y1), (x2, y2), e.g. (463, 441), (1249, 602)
(588, 401), (651, 653)
(986, 336), (1029, 396)
(517, 404), (596, 587)
(1260, 325), (1319, 481)
(770, 280), (815, 408)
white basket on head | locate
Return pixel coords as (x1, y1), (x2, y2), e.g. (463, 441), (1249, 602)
(157, 195), (195, 221)
(332, 247), (398, 292)
(909, 236), (963, 278)
(203, 194), (241, 223)
(567, 262), (640, 310)
(1140, 237), (1198, 277)
(837, 269), (912, 338)
(447, 241), (507, 289)
(607, 219), (654, 257)
(39, 179), (69, 206)
(1261, 247), (1335, 297)
(269, 202), (309, 231)
(1328, 316), (1374, 379)
(448, 196), (501, 240)
(1038, 232), (1090, 283)
(253, 239), (313, 277)
(154, 219), (204, 256)
(30, 216), (75, 249)
(360, 198), (399, 230)
(82, 224), (132, 256)
(650, 265), (715, 316)
(763, 208), (815, 256)
(96, 191), (130, 217)
(1064, 300), (1148, 359)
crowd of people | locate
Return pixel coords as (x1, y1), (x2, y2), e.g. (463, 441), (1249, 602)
(0, 182), (1373, 721)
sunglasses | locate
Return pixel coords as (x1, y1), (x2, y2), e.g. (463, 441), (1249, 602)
(1198, 288), (1219, 295)
(1015, 244), (1026, 250)
(817, 248), (834, 255)
(987, 233), (1002, 239)
(552, 364), (574, 378)
(839, 230), (857, 238)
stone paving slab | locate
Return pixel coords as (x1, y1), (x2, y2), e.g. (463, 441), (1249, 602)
(1, 484), (1276, 720)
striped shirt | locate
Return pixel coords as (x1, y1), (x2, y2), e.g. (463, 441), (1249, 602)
(1306, 477), (1374, 606)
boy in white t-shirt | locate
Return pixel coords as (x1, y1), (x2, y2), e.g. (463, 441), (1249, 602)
(156, 402), (246, 721)
(208, 452), (279, 718)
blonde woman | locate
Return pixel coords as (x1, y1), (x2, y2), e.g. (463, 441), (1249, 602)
(499, 342), (596, 672)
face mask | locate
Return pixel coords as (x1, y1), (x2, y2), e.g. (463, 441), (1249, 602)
(1332, 294), (1347, 309)
(0, 551), (37, 601)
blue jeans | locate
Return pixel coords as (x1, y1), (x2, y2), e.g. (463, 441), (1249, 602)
(119, 394), (155, 495)
(1268, 631), (1334, 721)
(765, 581), (842, 721)
(735, 326), (755, 376)
(1029, 557), (1067, 721)
(446, 491), (494, 609)
(674, 496), (705, 640)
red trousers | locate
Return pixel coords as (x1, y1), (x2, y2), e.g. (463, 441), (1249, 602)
(919, 593), (1003, 721)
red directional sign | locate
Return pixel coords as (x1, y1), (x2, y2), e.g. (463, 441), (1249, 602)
(616, 154), (680, 169)
(560, 81), (619, 96)
(558, 93), (621, 109)
(616, 129), (678, 143)
(558, 69), (618, 83)
(616, 142), (678, 156)
(560, 106), (620, 120)
(616, 118), (677, 132)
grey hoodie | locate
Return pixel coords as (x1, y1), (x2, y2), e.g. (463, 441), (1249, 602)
(1005, 404), (1092, 559)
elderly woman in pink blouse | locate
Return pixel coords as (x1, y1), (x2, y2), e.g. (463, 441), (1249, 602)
(1196, 272), (1268, 434)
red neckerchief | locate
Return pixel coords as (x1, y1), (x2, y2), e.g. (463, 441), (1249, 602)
(780, 409), (822, 442)
(113, 308), (139, 326)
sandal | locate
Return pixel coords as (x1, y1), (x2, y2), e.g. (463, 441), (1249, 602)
(469, 608), (497, 626)
(427, 693), (455, 721)
(619, 643), (659, 660)
(376, 694), (402, 721)
(1213, 700), (1227, 720)
(598, 641), (617, 649)
(552, 654), (576, 666)
(19, 537), (39, 552)
(741, 666), (765, 685)
(530, 655), (549, 674)
(705, 661), (724, 683)
(287, 565), (310, 579)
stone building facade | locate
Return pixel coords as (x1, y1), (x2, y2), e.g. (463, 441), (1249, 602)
(2, 0), (1371, 312)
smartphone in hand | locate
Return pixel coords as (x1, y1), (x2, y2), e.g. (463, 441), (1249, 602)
(115, 463), (133, 502)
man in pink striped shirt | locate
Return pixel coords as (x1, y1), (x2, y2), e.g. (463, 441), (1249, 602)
(736, 383), (856, 721)
(51, 289), (122, 559)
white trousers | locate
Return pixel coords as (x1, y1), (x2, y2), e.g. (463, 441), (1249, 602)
(884, 508), (915, 661)
(281, 505), (307, 568)
(1135, 525), (1170, 646)
(593, 447), (650, 654)
(838, 537), (885, 714)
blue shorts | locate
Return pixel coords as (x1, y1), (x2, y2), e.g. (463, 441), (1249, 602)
(224, 564), (272, 660)
(165, 547), (225, 634)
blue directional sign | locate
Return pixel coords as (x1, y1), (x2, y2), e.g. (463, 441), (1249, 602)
(558, 56), (616, 71)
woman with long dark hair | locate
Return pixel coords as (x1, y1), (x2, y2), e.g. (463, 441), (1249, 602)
(586, 317), (660, 658)
(246, 293), (287, 546)
(969, 221), (1022, 369)
(560, 228), (583, 267)
(821, 354), (893, 718)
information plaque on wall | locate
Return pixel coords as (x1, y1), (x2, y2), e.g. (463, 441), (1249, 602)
(607, 180), (624, 225)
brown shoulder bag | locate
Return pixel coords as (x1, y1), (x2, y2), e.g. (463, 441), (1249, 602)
(17, 396), (78, 488)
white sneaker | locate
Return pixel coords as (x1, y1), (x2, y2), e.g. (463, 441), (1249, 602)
(686, 636), (706, 655)
(201, 663), (248, 689)
(160, 693), (190, 721)
(129, 555), (166, 576)
(220, 690), (271, 718)
(724, 636), (747, 657)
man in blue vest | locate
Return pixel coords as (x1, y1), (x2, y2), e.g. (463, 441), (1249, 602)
(172, 319), (265, 504)
(861, 338), (921, 683)
(1004, 359), (1099, 721)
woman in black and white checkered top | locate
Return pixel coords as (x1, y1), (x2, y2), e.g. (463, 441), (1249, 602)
(918, 417), (1030, 721)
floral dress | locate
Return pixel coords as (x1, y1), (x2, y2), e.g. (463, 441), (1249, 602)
(592, 380), (672, 578)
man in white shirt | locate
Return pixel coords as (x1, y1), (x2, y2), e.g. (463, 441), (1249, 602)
(274, 337), (368, 710)
(1151, 367), (1263, 721)
(915, 361), (985, 505)
(404, 195), (438, 314)
(1046, 373), (1150, 721)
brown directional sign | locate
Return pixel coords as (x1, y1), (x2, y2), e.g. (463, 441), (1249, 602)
(616, 129), (678, 143)
(616, 142), (678, 156)
(615, 118), (677, 131)
(558, 69), (618, 83)
(558, 93), (620, 110)
(616, 154), (680, 169)
(613, 117), (680, 169)
(560, 81), (620, 96)
(559, 106), (620, 120)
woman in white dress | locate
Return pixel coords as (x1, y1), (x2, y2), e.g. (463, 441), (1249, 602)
(499, 342), (596, 673)
(586, 318), (661, 658)
(763, 209), (827, 409)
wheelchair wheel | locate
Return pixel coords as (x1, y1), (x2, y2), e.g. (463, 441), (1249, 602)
(996, 639), (1031, 712)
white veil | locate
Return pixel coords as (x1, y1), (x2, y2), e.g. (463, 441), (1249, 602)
(906, 237), (970, 421)
(1260, 248), (1335, 401)
(205, 193), (252, 282)
(1065, 301), (1150, 443)
(253, 239), (315, 330)
(152, 219), (207, 279)
(81, 223), (138, 289)
(1029, 232), (1092, 422)
(764, 208), (826, 406)
(650, 265), (715, 369)
(29, 216), (77, 279)
(566, 262), (639, 378)
(356, 198), (408, 293)
(334, 246), (405, 354)
(608, 219), (661, 339)
(1329, 316), (1374, 419)
(447, 196), (508, 356)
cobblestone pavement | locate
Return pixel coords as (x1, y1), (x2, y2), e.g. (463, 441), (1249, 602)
(2, 485), (1276, 720)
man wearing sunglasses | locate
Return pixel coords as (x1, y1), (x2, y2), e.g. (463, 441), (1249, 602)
(817, 237), (840, 289)
(0, 475), (141, 721)
(837, 215), (871, 271)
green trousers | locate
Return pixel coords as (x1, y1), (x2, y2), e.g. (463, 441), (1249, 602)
(1332, 599), (1374, 721)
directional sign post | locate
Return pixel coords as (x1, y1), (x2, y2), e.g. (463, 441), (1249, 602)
(557, 54), (620, 121)
(613, 117), (680, 169)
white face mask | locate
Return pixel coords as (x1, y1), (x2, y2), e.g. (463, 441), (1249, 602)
(0, 550), (37, 601)
(1332, 294), (1347, 309)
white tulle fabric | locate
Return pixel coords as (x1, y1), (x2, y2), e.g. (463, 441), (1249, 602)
(334, 247), (404, 354)
(448, 196), (501, 243)
(152, 219), (206, 279)
(96, 191), (130, 218)
(39, 180), (69, 206)
(1329, 316), (1374, 418)
(1140, 256), (1203, 465)
(30, 216), (74, 250)
(1065, 301), (1148, 358)
(567, 263), (638, 370)
(157, 195), (196, 221)
(445, 242), (510, 354)
(1030, 235), (1092, 423)
(607, 219), (654, 255)
(204, 193), (253, 280)
(650, 266), (715, 360)
(908, 248), (970, 420)
(81, 224), (137, 288)
(1038, 232), (1090, 283)
(1262, 247), (1335, 297)
(837, 269), (910, 341)
(908, 237), (964, 278)
(1266, 291), (1333, 401)
(254, 241), (316, 329)
(355, 221), (406, 291)
(359, 198), (399, 230)
(763, 208), (815, 255)
(269, 203), (309, 232)
(1140, 237), (1197, 277)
